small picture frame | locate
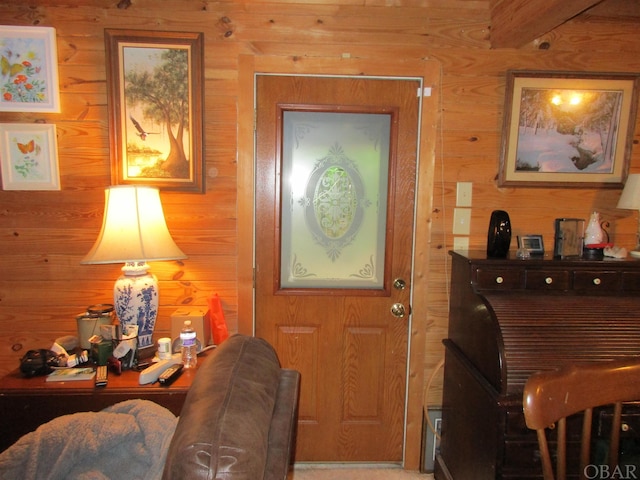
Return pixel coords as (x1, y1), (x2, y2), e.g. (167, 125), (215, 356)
(0, 26), (61, 113)
(517, 235), (545, 255)
(0, 123), (60, 190)
(553, 218), (585, 259)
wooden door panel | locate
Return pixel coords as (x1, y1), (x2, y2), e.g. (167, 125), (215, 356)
(256, 75), (418, 462)
(275, 325), (320, 420)
(343, 327), (385, 420)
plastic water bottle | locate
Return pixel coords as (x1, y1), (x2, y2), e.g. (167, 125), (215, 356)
(180, 320), (197, 368)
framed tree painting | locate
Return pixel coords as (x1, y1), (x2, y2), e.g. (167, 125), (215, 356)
(0, 26), (61, 113)
(499, 70), (640, 188)
(105, 29), (205, 192)
(0, 123), (60, 190)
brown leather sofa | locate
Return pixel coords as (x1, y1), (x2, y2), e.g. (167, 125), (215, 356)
(162, 334), (301, 480)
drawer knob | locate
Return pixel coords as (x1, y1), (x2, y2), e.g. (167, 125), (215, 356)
(495, 276), (504, 284)
(545, 277), (553, 285)
(593, 278), (602, 285)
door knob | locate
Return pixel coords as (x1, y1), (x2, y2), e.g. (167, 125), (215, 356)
(391, 303), (406, 318)
(393, 278), (406, 290)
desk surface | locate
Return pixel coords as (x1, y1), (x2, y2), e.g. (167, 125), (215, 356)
(0, 363), (197, 394)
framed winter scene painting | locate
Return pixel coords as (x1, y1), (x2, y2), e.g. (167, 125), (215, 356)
(498, 70), (640, 188)
(0, 26), (61, 113)
(105, 29), (204, 192)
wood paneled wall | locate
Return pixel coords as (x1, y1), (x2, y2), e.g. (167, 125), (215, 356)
(1, 0), (639, 455)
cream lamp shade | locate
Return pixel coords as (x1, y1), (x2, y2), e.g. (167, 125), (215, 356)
(617, 174), (640, 210)
(617, 174), (640, 255)
(81, 185), (186, 347)
(82, 185), (186, 264)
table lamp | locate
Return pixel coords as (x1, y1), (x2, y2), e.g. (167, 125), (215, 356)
(616, 173), (640, 258)
(81, 185), (187, 347)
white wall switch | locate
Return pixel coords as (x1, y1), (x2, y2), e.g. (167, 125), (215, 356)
(456, 182), (472, 207)
(453, 236), (469, 251)
(453, 208), (471, 235)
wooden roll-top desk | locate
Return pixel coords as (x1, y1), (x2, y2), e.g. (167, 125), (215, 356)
(435, 251), (640, 480)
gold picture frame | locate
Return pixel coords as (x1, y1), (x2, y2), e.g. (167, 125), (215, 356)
(499, 70), (640, 188)
(105, 29), (204, 192)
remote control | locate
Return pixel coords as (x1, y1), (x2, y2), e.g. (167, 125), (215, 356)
(138, 353), (182, 385)
(158, 364), (184, 386)
(95, 365), (108, 387)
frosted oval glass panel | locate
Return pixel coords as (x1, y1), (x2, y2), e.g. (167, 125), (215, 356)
(313, 166), (358, 239)
(281, 111), (390, 289)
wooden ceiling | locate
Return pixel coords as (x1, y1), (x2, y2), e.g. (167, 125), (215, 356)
(490, 0), (640, 48)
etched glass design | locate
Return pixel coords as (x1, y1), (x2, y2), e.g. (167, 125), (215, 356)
(280, 111), (390, 288)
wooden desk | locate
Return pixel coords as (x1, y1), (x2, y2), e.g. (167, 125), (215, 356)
(0, 361), (199, 452)
(435, 251), (640, 480)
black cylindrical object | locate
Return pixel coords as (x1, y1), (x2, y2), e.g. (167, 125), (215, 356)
(487, 210), (511, 257)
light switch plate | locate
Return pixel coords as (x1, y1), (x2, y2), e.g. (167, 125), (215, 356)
(453, 236), (469, 251)
(453, 208), (471, 235)
(456, 182), (472, 207)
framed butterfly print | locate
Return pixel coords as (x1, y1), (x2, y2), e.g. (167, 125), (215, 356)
(105, 29), (205, 192)
(0, 26), (61, 113)
(0, 123), (60, 190)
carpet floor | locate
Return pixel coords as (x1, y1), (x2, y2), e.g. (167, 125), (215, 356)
(288, 464), (434, 479)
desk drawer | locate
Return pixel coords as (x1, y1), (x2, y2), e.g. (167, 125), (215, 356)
(597, 404), (640, 438)
(474, 268), (525, 290)
(573, 270), (620, 292)
(525, 270), (570, 291)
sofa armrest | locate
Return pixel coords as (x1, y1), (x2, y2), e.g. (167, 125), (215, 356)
(264, 369), (301, 480)
(162, 335), (300, 480)
(162, 334), (293, 480)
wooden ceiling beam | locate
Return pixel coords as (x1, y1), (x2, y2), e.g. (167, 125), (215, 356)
(490, 0), (604, 48)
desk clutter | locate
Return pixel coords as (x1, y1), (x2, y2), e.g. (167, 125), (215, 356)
(17, 294), (229, 385)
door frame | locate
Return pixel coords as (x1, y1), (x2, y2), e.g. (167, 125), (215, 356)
(237, 54), (440, 469)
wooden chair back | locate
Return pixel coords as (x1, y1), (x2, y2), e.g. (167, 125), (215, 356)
(522, 358), (640, 480)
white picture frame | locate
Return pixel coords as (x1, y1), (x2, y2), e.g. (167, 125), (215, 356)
(0, 123), (60, 190)
(0, 26), (61, 113)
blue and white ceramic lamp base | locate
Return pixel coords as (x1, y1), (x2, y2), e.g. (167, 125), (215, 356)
(113, 262), (158, 348)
